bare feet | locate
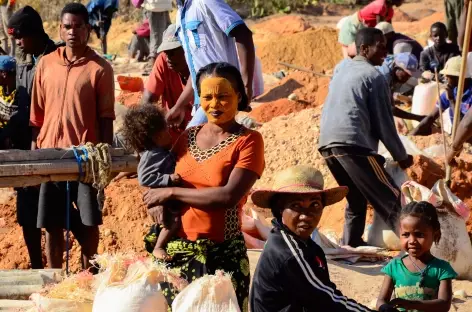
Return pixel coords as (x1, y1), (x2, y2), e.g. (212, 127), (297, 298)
(153, 247), (172, 261)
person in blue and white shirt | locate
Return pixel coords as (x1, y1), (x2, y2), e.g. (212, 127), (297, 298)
(166, 0), (256, 128)
(412, 56), (472, 136)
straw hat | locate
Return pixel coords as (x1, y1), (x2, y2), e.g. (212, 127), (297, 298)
(440, 56), (472, 78)
(251, 166), (348, 208)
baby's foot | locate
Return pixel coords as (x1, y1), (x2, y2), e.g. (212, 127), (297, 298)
(153, 247), (172, 261)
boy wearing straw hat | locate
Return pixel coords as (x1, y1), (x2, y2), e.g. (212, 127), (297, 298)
(250, 166), (374, 312)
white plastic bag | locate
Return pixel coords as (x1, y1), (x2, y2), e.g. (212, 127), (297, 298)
(172, 271), (240, 312)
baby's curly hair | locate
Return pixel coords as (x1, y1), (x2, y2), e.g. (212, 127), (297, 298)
(120, 104), (167, 153)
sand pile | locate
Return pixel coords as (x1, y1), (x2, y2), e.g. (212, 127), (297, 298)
(392, 9), (417, 22)
(250, 72), (330, 123)
(254, 107), (334, 188)
(253, 15), (311, 36)
(256, 27), (342, 74)
(394, 11), (445, 45)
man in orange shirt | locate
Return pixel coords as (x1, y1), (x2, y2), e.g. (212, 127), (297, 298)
(142, 24), (192, 142)
(30, 3), (115, 270)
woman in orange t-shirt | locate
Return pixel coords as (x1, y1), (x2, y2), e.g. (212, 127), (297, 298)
(143, 62), (265, 310)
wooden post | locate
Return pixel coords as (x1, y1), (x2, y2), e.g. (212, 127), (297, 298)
(451, 1), (472, 140)
(435, 68), (450, 179)
(448, 1), (472, 181)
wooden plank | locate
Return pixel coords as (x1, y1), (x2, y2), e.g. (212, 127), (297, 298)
(0, 148), (127, 163)
(0, 300), (34, 310)
(0, 156), (138, 177)
(0, 271), (62, 285)
(0, 269), (62, 276)
(0, 285), (43, 300)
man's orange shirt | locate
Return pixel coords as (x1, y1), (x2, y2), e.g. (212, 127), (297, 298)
(173, 127), (265, 242)
(30, 47), (115, 149)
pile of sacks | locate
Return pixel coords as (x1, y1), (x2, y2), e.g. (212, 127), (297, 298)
(28, 254), (241, 312)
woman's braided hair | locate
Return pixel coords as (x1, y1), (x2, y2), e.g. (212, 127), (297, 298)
(400, 201), (441, 244)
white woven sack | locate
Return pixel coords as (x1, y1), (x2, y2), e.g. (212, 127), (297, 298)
(172, 271), (240, 312)
(92, 275), (167, 312)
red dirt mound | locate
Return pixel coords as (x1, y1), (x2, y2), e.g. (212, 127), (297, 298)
(116, 91), (143, 108)
(406, 154), (472, 233)
(392, 9), (417, 22)
(0, 180), (151, 271)
(250, 72), (330, 123)
(249, 99), (312, 123)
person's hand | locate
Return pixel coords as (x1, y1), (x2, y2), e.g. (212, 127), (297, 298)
(398, 154), (414, 169)
(409, 117), (434, 136)
(143, 188), (173, 207)
(112, 172), (136, 182)
(414, 115), (427, 122)
(166, 105), (185, 128)
(378, 303), (400, 312)
(446, 145), (462, 165)
(445, 84), (455, 101)
(170, 173), (182, 186)
(388, 298), (411, 309)
(147, 205), (164, 224)
(422, 71), (435, 81)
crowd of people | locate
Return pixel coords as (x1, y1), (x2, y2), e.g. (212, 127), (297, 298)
(0, 0), (471, 311)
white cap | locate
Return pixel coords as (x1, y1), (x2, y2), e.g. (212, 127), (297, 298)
(375, 22), (394, 35)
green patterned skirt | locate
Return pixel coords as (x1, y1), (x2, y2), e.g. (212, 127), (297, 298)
(144, 224), (250, 311)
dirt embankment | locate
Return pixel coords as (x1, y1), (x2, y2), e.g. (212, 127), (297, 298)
(255, 26), (342, 74)
(0, 180), (151, 272)
(250, 72), (330, 123)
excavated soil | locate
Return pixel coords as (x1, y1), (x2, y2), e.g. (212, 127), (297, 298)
(116, 91), (143, 108)
(250, 72), (330, 123)
(392, 9), (417, 22)
(255, 27), (342, 74)
(253, 15), (311, 36)
(0, 180), (151, 271)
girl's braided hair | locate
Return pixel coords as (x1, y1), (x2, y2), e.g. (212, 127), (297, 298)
(400, 201), (441, 244)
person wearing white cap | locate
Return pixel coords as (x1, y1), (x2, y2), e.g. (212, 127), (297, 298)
(377, 52), (425, 123)
(412, 56), (472, 136)
(375, 21), (423, 61)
